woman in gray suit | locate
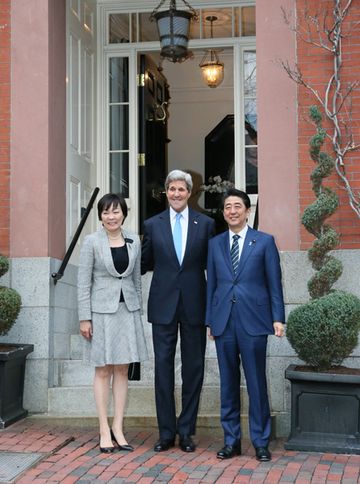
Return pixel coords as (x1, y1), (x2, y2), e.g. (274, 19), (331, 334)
(78, 193), (148, 453)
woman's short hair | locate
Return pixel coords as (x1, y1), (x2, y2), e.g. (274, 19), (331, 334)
(222, 188), (251, 209)
(97, 193), (128, 222)
(165, 170), (193, 192)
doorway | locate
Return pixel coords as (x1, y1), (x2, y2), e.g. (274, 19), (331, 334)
(70, 2), (257, 236)
(137, 47), (236, 231)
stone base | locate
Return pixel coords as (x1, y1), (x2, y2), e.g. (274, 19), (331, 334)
(285, 364), (360, 454)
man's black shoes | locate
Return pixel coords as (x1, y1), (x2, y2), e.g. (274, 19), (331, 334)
(153, 438), (175, 452)
(179, 435), (196, 452)
(216, 444), (241, 460)
(154, 436), (196, 452)
(255, 446), (271, 462)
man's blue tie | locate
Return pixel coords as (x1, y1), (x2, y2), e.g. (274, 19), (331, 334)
(231, 234), (240, 273)
(173, 213), (182, 263)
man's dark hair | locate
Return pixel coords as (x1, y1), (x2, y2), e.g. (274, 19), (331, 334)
(222, 188), (251, 209)
(97, 193), (128, 222)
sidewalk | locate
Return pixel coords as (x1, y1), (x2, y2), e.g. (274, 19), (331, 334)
(0, 418), (359, 483)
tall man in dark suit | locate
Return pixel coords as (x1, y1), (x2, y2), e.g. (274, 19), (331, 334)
(206, 188), (285, 462)
(141, 170), (215, 453)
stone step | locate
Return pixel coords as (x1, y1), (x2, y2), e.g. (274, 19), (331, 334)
(48, 384), (249, 416)
(55, 358), (224, 387)
(47, 385), (255, 437)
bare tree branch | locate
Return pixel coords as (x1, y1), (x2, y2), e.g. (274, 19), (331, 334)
(281, 0), (360, 219)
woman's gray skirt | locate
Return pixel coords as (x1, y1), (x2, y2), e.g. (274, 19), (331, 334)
(84, 303), (148, 367)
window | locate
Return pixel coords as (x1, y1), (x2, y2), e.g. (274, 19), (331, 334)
(243, 50), (257, 194)
(108, 6), (255, 44)
(109, 57), (130, 197)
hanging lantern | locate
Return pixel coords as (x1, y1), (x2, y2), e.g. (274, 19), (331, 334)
(199, 16), (225, 88)
(150, 0), (197, 63)
(200, 49), (224, 88)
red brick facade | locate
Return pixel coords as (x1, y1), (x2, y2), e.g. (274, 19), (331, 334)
(0, 0), (10, 256)
(297, 0), (360, 249)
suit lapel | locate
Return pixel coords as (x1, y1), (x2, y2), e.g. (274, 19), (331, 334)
(220, 231), (233, 275)
(99, 227), (136, 278)
(183, 209), (198, 261)
(236, 227), (258, 278)
(159, 210), (179, 264)
(99, 228), (120, 277)
(119, 228), (136, 278)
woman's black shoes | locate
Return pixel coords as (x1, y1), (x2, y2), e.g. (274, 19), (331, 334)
(111, 429), (134, 452)
(99, 436), (115, 454)
(118, 443), (134, 451)
(99, 445), (115, 453)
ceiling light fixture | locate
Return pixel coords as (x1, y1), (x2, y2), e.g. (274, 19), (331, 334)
(150, 0), (198, 63)
(199, 16), (224, 88)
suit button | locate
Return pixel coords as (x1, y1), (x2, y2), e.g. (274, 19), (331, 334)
(231, 297), (236, 303)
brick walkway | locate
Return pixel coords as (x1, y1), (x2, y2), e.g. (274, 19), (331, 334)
(0, 418), (360, 483)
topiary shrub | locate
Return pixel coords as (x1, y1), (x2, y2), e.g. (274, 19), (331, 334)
(0, 255), (9, 278)
(0, 255), (22, 336)
(287, 291), (360, 372)
(286, 106), (360, 371)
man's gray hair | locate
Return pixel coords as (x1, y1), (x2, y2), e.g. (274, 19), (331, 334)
(165, 170), (193, 192)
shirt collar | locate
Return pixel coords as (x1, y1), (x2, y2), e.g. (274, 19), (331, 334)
(229, 224), (248, 241)
(170, 206), (189, 221)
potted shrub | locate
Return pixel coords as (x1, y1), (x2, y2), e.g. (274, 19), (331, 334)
(0, 254), (34, 428)
(284, 106), (360, 454)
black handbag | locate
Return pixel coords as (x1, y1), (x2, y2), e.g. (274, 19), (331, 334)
(128, 362), (140, 381)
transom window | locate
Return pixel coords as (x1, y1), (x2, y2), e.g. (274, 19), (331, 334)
(109, 6), (255, 44)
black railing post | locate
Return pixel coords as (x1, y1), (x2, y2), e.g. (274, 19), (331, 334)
(52, 187), (100, 284)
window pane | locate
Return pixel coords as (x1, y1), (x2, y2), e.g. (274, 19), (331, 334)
(110, 105), (129, 151)
(244, 100), (257, 137)
(245, 116), (257, 147)
(244, 51), (256, 96)
(109, 14), (130, 43)
(110, 153), (129, 197)
(246, 147), (257, 194)
(109, 57), (129, 103)
(240, 7), (256, 37)
(70, 34), (79, 151)
(138, 13), (159, 41)
(84, 50), (93, 159)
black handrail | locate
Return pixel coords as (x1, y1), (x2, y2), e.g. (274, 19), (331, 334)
(52, 187), (100, 284)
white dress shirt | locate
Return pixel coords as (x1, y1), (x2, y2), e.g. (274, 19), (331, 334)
(170, 206), (188, 263)
(229, 225), (248, 263)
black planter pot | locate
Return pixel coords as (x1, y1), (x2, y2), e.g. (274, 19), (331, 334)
(285, 364), (360, 454)
(0, 343), (34, 428)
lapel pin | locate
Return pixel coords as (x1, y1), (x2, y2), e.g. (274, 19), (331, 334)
(194, 220), (198, 224)
(249, 239), (256, 246)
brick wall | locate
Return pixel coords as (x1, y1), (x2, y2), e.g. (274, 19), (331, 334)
(297, 0), (360, 249)
(0, 0), (10, 256)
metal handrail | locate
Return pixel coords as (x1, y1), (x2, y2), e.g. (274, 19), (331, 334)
(52, 187), (100, 284)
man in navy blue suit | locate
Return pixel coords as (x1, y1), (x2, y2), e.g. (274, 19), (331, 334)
(206, 188), (285, 462)
(141, 170), (215, 453)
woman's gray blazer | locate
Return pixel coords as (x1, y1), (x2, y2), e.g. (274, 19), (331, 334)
(77, 227), (142, 321)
